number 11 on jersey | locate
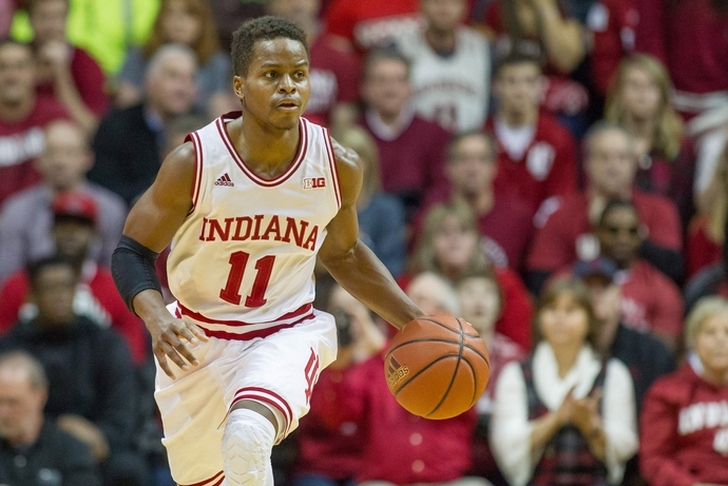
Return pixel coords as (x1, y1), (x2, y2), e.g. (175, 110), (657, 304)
(219, 251), (275, 307)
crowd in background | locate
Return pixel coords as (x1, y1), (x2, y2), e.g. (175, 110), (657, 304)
(0, 0), (727, 485)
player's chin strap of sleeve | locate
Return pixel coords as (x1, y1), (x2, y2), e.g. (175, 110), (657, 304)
(112, 235), (162, 314)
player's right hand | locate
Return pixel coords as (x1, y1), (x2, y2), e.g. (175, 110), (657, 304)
(148, 316), (209, 379)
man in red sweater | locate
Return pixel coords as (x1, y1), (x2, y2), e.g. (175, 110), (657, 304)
(485, 54), (578, 217)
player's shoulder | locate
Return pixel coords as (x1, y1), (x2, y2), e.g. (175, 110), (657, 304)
(329, 136), (364, 206)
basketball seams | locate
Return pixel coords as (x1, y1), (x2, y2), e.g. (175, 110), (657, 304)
(416, 316), (479, 338)
(387, 339), (491, 364)
(425, 317), (465, 417)
(392, 354), (462, 395)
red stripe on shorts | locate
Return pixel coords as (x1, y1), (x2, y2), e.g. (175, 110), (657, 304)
(178, 303), (312, 327)
(230, 387), (295, 436)
(178, 470), (223, 486)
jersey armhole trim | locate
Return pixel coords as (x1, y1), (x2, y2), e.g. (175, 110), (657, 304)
(323, 128), (342, 209)
(186, 131), (204, 215)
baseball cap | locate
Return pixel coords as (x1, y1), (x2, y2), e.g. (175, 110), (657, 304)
(52, 192), (97, 226)
(573, 256), (618, 282)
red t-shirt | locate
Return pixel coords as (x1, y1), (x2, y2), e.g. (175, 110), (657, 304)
(324, 0), (422, 53)
(617, 260), (684, 336)
(0, 266), (148, 364)
(686, 215), (723, 279)
(0, 96), (68, 205)
(35, 46), (110, 117)
(305, 34), (361, 125)
(485, 114), (578, 216)
(527, 190), (682, 272)
(587, 0), (638, 95)
(636, 0), (728, 95)
(640, 364), (728, 486)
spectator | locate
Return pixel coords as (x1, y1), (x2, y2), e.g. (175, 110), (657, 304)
(0, 350), (101, 486)
(335, 125), (406, 278)
(324, 0), (421, 54)
(0, 38), (68, 206)
(115, 0), (235, 119)
(485, 54), (578, 217)
(577, 256), (676, 408)
(490, 277), (638, 486)
(291, 283), (386, 486)
(396, 0), (491, 132)
(89, 43), (198, 205)
(456, 268), (525, 485)
(586, 0), (638, 97)
(604, 54), (694, 225)
(687, 137), (728, 279)
(640, 296), (728, 486)
(267, 0), (361, 131)
(405, 271), (461, 317)
(26, 0), (110, 134)
(478, 0), (588, 135)
(0, 120), (127, 282)
(360, 48), (451, 220)
(11, 0), (160, 75)
(208, 0), (265, 53)
(527, 122), (683, 293)
(420, 130), (533, 272)
(0, 191), (148, 364)
(592, 199), (684, 353)
(410, 200), (533, 351)
(0, 255), (147, 486)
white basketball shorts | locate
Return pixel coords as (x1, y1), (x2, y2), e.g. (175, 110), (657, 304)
(154, 302), (337, 486)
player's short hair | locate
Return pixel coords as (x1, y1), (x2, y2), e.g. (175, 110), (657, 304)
(363, 46), (411, 79)
(0, 350), (49, 391)
(231, 15), (309, 76)
(446, 130), (497, 163)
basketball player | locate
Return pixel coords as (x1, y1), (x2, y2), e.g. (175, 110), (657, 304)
(110, 16), (423, 486)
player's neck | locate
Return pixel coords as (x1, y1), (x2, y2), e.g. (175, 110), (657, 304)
(0, 95), (35, 122)
(235, 117), (301, 178)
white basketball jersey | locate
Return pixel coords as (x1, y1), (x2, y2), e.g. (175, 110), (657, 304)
(167, 114), (341, 336)
(397, 27), (491, 132)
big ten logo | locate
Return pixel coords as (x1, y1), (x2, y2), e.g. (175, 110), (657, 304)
(303, 177), (326, 189)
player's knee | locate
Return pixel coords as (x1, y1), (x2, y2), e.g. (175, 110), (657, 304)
(222, 408), (276, 486)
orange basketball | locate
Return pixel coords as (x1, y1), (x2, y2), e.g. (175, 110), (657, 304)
(384, 315), (491, 420)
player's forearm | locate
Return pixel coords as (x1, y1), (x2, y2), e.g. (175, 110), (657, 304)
(322, 241), (422, 330)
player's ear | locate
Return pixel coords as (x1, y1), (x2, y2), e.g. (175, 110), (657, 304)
(233, 76), (245, 100)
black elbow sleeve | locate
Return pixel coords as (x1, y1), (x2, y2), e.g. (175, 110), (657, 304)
(112, 235), (162, 313)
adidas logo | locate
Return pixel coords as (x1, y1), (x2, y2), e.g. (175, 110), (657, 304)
(214, 173), (234, 187)
(385, 355), (409, 390)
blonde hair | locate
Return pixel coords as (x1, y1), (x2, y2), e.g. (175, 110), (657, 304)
(143, 0), (222, 64)
(684, 296), (728, 351)
(411, 200), (488, 278)
(605, 54), (683, 160)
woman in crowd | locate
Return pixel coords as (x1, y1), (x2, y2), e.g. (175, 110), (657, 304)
(115, 0), (235, 118)
(605, 54), (694, 225)
(640, 296), (728, 486)
(490, 278), (638, 486)
(410, 200), (533, 350)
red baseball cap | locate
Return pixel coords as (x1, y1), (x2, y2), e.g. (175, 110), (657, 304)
(52, 192), (97, 226)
